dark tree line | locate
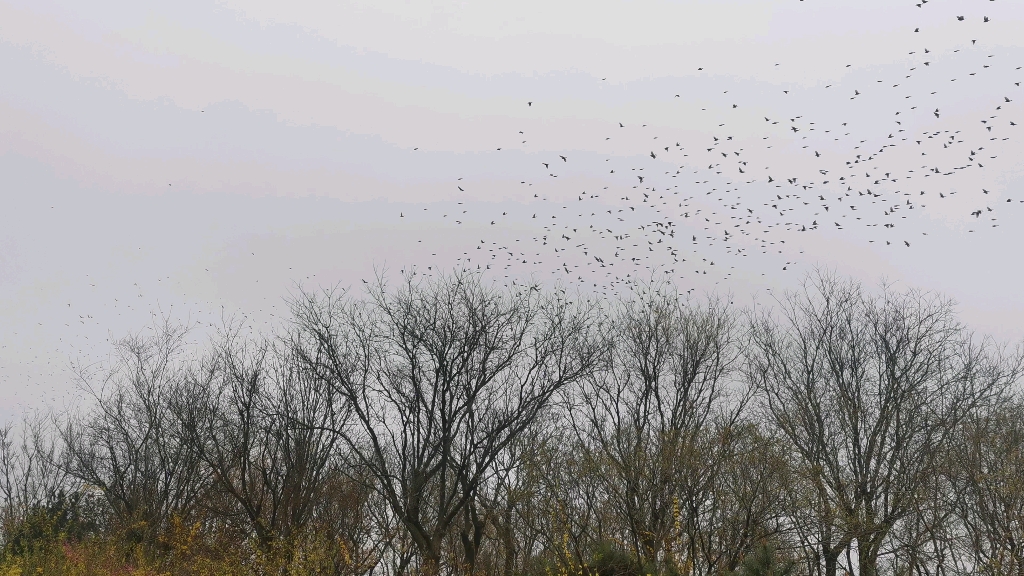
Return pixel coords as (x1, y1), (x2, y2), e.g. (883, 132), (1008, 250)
(1, 270), (1022, 576)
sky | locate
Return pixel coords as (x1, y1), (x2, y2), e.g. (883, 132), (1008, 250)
(2, 0), (1024, 422)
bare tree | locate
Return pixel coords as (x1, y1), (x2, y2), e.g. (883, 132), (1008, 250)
(684, 421), (791, 575)
(572, 285), (740, 572)
(182, 323), (347, 554)
(9, 268), (1024, 576)
(949, 396), (1024, 576)
(472, 414), (562, 576)
(746, 272), (1022, 576)
(0, 414), (79, 551)
(290, 271), (600, 575)
(529, 424), (611, 575)
(61, 320), (209, 544)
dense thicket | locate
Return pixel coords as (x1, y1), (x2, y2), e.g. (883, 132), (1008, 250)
(2, 270), (1022, 576)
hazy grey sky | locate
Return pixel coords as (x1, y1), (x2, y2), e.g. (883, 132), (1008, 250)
(2, 0), (1024, 421)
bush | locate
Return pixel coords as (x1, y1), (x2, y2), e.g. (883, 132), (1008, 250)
(582, 540), (656, 576)
(731, 543), (795, 576)
(2, 490), (100, 559)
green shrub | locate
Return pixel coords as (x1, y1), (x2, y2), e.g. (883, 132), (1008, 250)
(583, 540), (649, 576)
(731, 543), (795, 576)
(2, 490), (99, 559)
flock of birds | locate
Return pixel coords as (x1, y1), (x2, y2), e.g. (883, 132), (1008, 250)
(396, 9), (1022, 296)
(8, 4), (1024, 414)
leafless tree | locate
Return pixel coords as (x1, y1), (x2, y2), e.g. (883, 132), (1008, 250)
(290, 271), (601, 575)
(948, 396), (1024, 576)
(0, 414), (75, 547)
(472, 414), (566, 576)
(181, 322), (350, 554)
(60, 320), (209, 544)
(528, 424), (611, 575)
(746, 271), (1023, 576)
(7, 268), (1024, 576)
(683, 420), (791, 574)
(571, 285), (740, 572)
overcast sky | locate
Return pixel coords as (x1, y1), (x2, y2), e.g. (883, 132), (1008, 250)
(2, 0), (1024, 422)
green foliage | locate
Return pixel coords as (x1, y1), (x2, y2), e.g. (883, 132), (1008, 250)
(731, 543), (795, 576)
(2, 490), (99, 559)
(580, 540), (665, 576)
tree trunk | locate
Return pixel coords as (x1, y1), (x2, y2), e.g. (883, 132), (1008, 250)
(823, 548), (840, 576)
(858, 540), (881, 576)
(422, 550), (442, 576)
(460, 503), (485, 575)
